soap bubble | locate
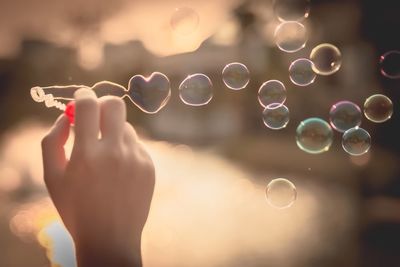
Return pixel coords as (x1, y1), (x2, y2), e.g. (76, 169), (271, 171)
(262, 104), (290, 130)
(222, 62), (250, 90)
(310, 43), (342, 75)
(342, 127), (371, 156)
(363, 94), (393, 123)
(127, 72), (171, 114)
(296, 118), (333, 154)
(273, 0), (311, 21)
(329, 101), (362, 133)
(170, 7), (200, 35)
(274, 21), (307, 53)
(380, 50), (400, 79)
(258, 80), (286, 107)
(289, 58), (316, 86)
(266, 178), (297, 209)
(179, 73), (213, 106)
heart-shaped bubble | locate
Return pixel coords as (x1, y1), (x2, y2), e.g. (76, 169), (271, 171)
(127, 72), (171, 114)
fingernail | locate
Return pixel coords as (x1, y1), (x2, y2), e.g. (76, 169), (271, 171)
(74, 87), (96, 100)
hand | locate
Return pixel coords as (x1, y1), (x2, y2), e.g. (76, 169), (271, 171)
(41, 88), (155, 267)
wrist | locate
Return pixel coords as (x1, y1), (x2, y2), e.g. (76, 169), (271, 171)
(74, 235), (142, 267)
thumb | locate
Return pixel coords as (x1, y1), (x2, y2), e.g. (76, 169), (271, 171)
(41, 114), (70, 191)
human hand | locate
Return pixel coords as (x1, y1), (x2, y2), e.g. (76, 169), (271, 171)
(41, 88), (155, 267)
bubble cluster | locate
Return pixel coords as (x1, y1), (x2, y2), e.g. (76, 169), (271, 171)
(379, 50), (400, 79)
(363, 94), (393, 123)
(274, 21), (307, 53)
(273, 0), (311, 21)
(266, 178), (297, 209)
(222, 62), (250, 90)
(342, 127), (371, 156)
(329, 101), (362, 133)
(170, 7), (200, 35)
(262, 104), (290, 130)
(296, 118), (333, 154)
(179, 74), (213, 106)
(289, 58), (316, 86)
(258, 80), (286, 107)
(310, 43), (342, 75)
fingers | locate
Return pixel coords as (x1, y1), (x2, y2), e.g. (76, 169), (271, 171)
(99, 96), (126, 142)
(123, 122), (138, 146)
(73, 88), (100, 146)
(42, 114), (70, 189)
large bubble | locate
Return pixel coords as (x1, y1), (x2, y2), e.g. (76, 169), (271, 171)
(296, 118), (333, 154)
(310, 43), (342, 75)
(329, 101), (362, 133)
(179, 74), (213, 106)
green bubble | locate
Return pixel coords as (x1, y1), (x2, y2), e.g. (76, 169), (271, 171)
(296, 118), (333, 154)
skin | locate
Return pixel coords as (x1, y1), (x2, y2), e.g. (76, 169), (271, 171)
(41, 88), (155, 267)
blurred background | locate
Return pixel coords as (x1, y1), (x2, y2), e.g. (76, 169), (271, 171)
(1, 0), (400, 266)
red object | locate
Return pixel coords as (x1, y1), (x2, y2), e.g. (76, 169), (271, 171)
(65, 101), (75, 124)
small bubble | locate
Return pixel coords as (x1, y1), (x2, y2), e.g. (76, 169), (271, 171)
(310, 43), (342, 75)
(262, 104), (290, 130)
(222, 62), (250, 90)
(363, 94), (393, 123)
(380, 50), (400, 79)
(170, 7), (200, 35)
(266, 178), (297, 209)
(179, 73), (213, 106)
(289, 58), (316, 86)
(342, 127), (371, 156)
(329, 101), (362, 133)
(273, 0), (311, 21)
(258, 80), (286, 107)
(296, 118), (333, 154)
(274, 21), (307, 53)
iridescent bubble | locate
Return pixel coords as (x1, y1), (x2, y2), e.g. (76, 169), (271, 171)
(266, 178), (297, 209)
(380, 50), (400, 79)
(310, 43), (342, 75)
(258, 80), (286, 107)
(289, 58), (316, 86)
(363, 94), (393, 123)
(342, 127), (371, 156)
(296, 118), (333, 154)
(262, 104), (290, 130)
(222, 62), (250, 90)
(179, 73), (213, 106)
(273, 0), (311, 21)
(329, 101), (362, 133)
(274, 21), (307, 53)
(170, 7), (200, 35)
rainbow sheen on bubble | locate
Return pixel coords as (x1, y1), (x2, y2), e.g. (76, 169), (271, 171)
(329, 101), (362, 133)
(380, 50), (400, 79)
(289, 58), (316, 86)
(363, 94), (393, 123)
(274, 21), (307, 53)
(170, 7), (200, 35)
(342, 127), (371, 156)
(310, 43), (342, 75)
(296, 118), (333, 154)
(179, 74), (213, 106)
(258, 80), (286, 107)
(266, 178), (297, 209)
(273, 0), (311, 21)
(222, 62), (250, 90)
(262, 104), (290, 130)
